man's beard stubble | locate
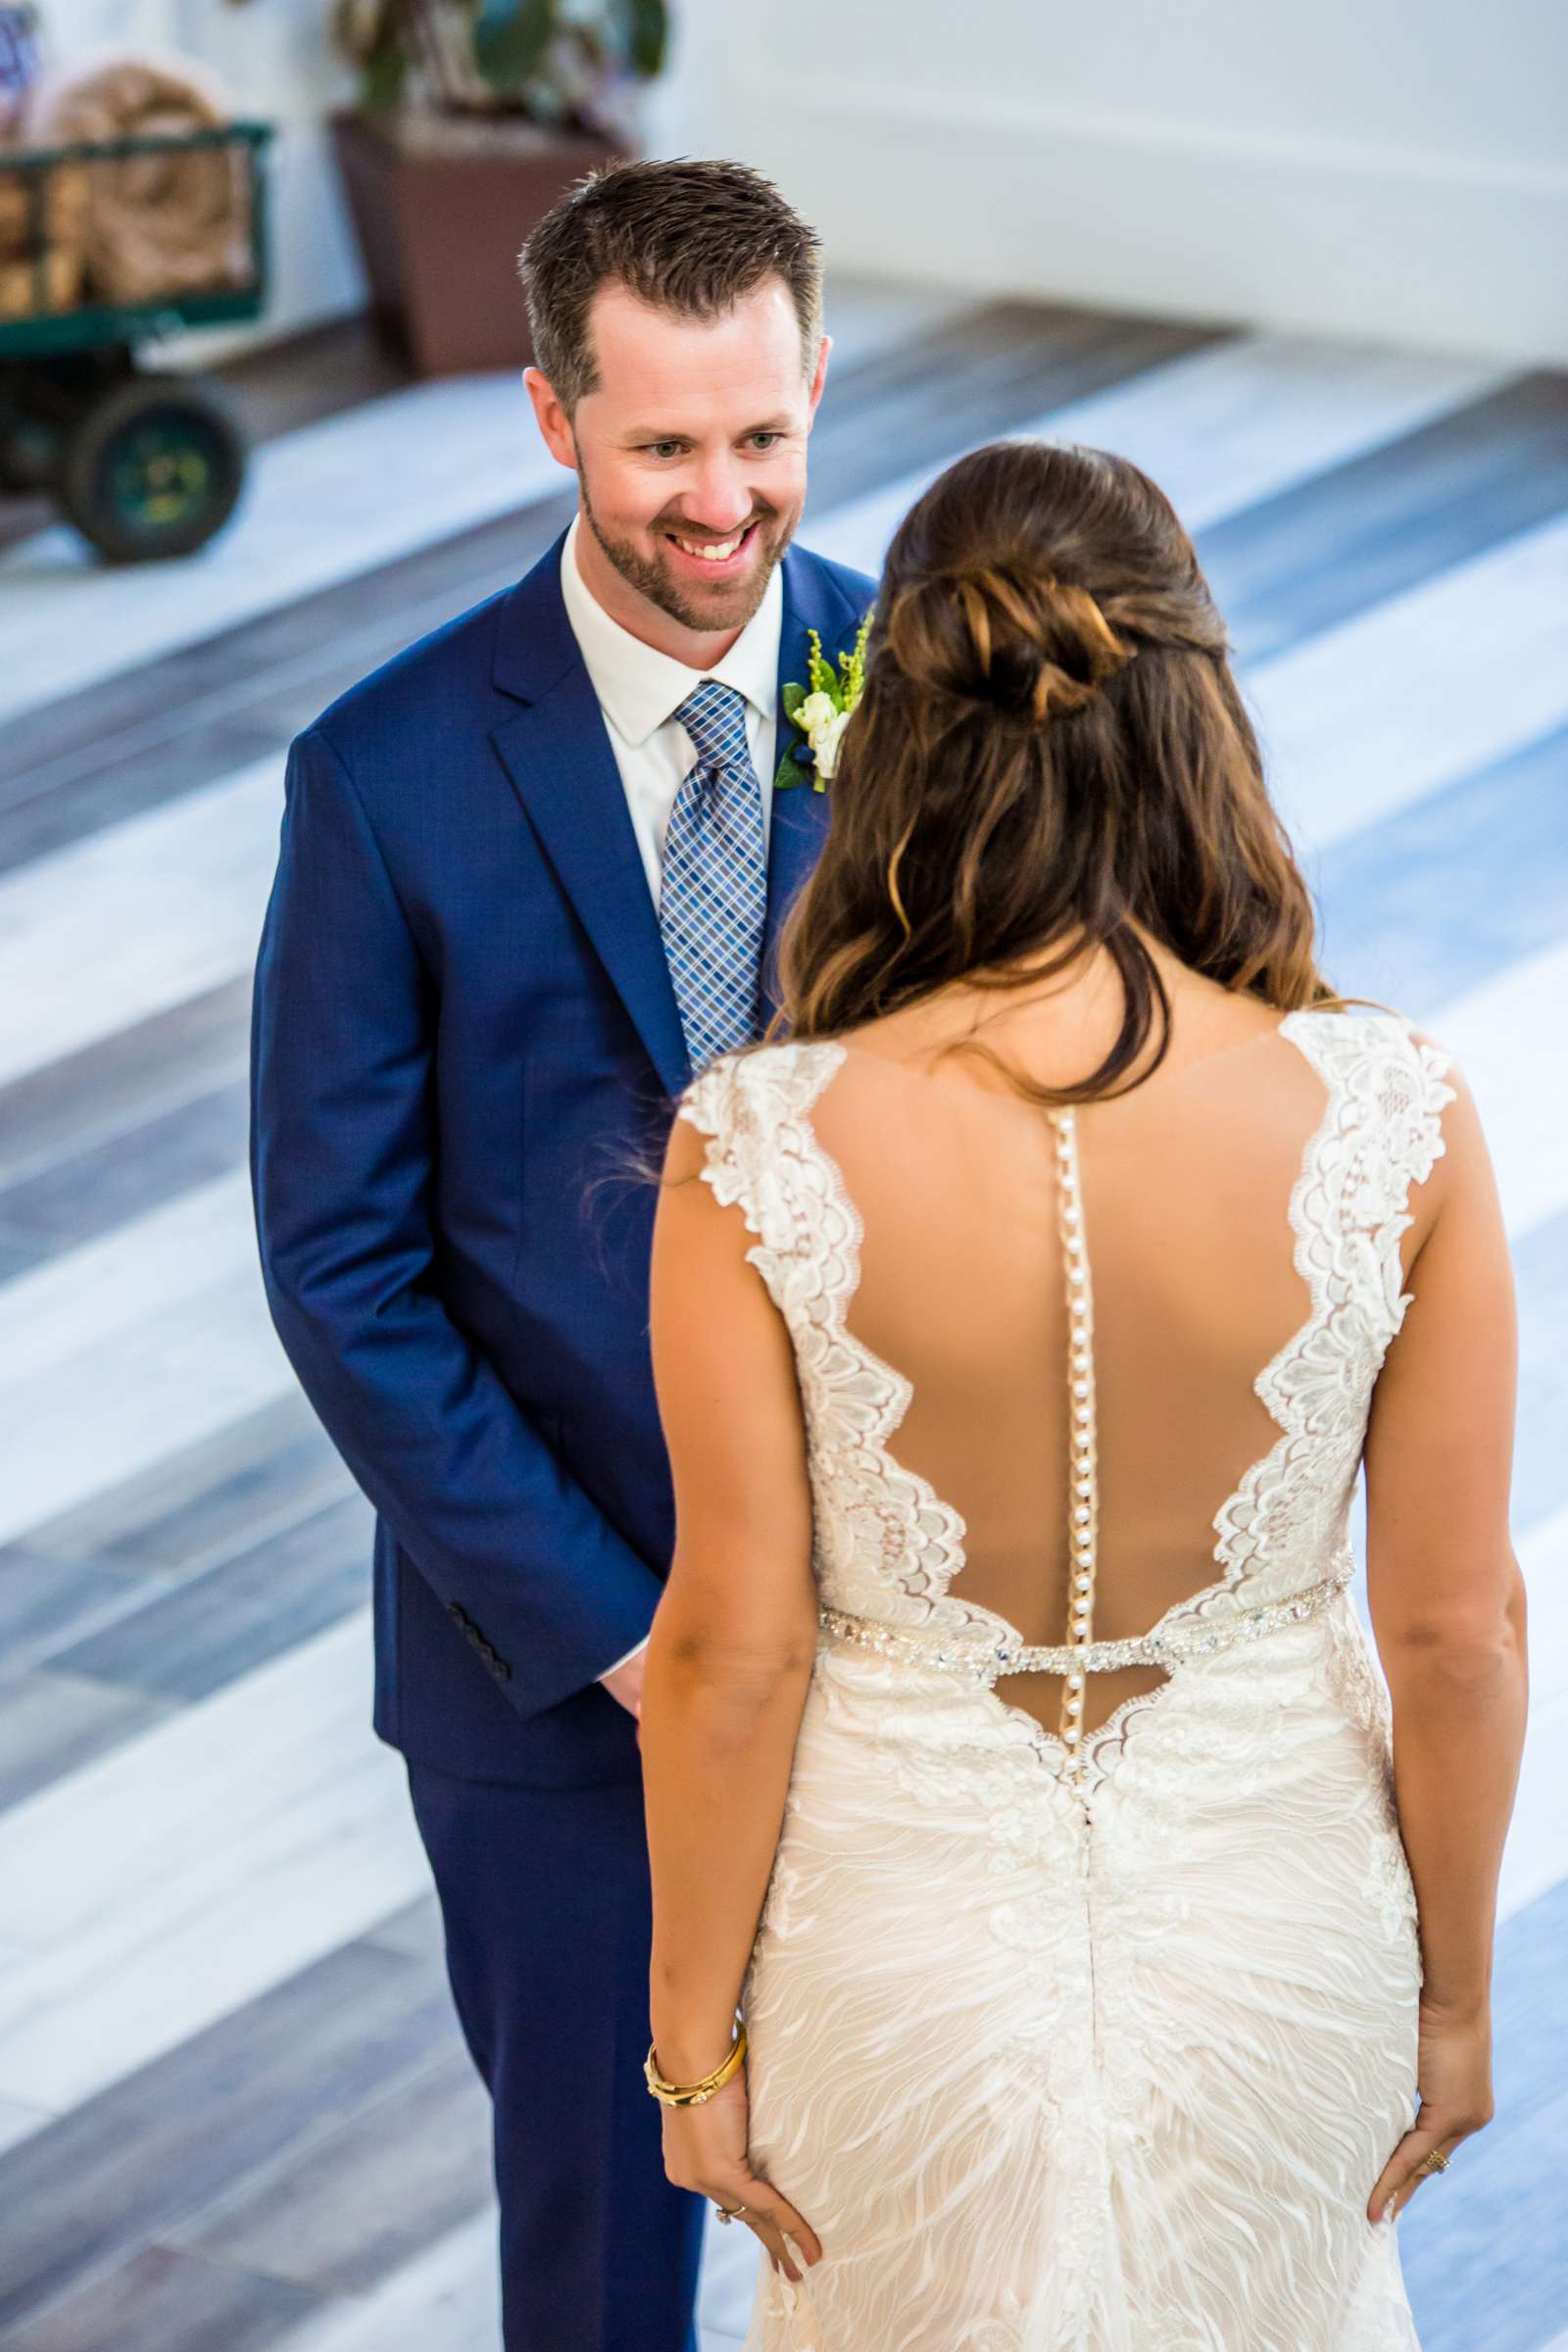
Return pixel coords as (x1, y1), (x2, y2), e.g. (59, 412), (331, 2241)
(578, 471), (797, 635)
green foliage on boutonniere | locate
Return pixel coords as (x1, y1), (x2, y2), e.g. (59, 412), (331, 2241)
(775, 609), (873, 792)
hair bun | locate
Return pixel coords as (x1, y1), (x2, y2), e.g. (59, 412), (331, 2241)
(885, 562), (1131, 725)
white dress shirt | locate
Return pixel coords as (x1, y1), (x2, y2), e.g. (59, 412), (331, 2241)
(558, 512), (785, 1682)
(559, 510), (782, 909)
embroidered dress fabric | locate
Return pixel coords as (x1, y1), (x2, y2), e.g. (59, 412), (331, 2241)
(675, 1006), (1455, 2352)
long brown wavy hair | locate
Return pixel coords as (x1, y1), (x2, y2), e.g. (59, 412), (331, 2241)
(763, 438), (1335, 1104)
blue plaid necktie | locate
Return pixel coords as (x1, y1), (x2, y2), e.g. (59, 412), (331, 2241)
(660, 680), (768, 1075)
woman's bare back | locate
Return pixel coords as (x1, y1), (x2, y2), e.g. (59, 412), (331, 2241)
(808, 954), (1443, 1739)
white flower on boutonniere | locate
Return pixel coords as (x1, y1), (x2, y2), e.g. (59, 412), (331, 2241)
(776, 611), (872, 792)
(796, 692), (852, 779)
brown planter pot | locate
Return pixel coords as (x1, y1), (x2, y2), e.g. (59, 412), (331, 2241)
(329, 110), (629, 377)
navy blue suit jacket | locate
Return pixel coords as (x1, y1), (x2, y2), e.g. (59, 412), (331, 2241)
(250, 526), (876, 1786)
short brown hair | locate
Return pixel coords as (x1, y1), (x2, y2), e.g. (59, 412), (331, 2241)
(774, 439), (1334, 1102)
(518, 158), (823, 411)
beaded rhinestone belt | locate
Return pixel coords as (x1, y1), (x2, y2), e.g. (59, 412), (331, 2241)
(817, 1568), (1353, 1687)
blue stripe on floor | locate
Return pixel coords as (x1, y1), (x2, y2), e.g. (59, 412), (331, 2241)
(1509, 1210), (1568, 1539)
(1400, 1863), (1568, 2351)
(1312, 726), (1568, 1020)
(1309, 719), (1565, 1546)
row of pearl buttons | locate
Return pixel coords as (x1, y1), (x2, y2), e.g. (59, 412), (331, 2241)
(1050, 1106), (1096, 1784)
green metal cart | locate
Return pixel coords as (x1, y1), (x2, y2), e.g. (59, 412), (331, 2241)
(0, 118), (274, 562)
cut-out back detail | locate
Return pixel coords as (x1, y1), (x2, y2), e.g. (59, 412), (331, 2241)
(677, 1006), (1454, 1797)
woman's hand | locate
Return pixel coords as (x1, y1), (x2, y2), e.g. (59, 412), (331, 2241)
(660, 2070), (823, 2283)
(1368, 1997), (1494, 2225)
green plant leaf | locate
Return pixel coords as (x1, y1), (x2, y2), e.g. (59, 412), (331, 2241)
(473, 0), (557, 93)
(605, 0), (668, 75)
(781, 680), (808, 723)
(360, 50), (407, 110)
(632, 0), (669, 75)
(359, 22), (409, 111)
(774, 748), (808, 790)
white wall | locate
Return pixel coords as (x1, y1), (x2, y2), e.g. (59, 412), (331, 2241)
(27, 0), (1568, 362)
(678, 0), (1567, 363)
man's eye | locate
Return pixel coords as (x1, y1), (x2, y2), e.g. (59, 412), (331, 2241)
(751, 432), (783, 449)
(645, 442), (684, 458)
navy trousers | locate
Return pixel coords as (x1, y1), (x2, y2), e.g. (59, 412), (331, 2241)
(407, 1758), (707, 2351)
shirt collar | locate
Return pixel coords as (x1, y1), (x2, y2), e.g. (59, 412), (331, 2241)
(560, 510), (782, 750)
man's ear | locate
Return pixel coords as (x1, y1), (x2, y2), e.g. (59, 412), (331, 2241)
(523, 366), (579, 472)
(806, 333), (833, 426)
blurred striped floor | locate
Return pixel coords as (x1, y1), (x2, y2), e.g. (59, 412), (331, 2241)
(0, 280), (1563, 2350)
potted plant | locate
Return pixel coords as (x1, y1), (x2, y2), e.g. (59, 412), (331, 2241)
(237, 1), (669, 375)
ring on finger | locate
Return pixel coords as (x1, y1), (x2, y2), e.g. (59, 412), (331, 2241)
(713, 2201), (750, 2223)
(1412, 2150), (1450, 2179)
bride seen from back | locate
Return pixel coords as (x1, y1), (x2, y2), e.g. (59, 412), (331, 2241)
(638, 439), (1525, 2348)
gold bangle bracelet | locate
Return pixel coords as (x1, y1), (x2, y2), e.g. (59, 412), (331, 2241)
(645, 2021), (748, 2107)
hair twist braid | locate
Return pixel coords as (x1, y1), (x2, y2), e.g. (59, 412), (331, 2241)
(885, 560), (1135, 726)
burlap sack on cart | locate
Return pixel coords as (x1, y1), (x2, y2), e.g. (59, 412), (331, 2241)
(0, 112), (87, 316)
(7, 48), (250, 311)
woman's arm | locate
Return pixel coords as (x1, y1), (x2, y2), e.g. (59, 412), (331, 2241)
(640, 1094), (824, 2278)
(1362, 1055), (1528, 2223)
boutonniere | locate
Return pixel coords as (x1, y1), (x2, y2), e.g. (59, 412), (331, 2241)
(775, 610), (873, 791)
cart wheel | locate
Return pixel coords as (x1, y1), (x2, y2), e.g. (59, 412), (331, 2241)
(58, 373), (248, 563)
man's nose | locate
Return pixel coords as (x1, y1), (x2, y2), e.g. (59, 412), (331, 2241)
(678, 455), (755, 536)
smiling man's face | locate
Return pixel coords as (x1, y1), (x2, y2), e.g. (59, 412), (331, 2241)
(526, 276), (829, 661)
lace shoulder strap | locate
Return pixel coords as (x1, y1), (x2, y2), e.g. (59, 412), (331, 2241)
(1280, 1004), (1456, 1349)
(1204, 1005), (1456, 1610)
(673, 1039), (847, 1303)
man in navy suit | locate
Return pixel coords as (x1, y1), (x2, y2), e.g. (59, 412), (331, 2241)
(249, 158), (876, 2350)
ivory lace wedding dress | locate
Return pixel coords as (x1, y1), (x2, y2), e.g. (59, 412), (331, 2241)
(677, 1004), (1454, 2352)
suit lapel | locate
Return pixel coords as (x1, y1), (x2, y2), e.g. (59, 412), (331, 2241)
(489, 531), (869, 1092)
(490, 539), (691, 1097)
(761, 549), (862, 1024)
